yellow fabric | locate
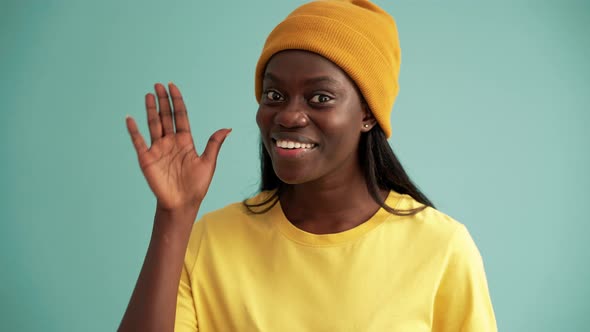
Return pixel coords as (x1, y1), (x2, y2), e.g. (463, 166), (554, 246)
(254, 0), (401, 138)
(175, 191), (497, 331)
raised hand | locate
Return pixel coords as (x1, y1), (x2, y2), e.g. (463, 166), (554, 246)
(126, 82), (231, 213)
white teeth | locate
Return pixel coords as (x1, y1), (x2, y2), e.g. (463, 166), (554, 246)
(275, 140), (315, 149)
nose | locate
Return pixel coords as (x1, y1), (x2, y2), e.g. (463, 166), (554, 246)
(274, 101), (309, 128)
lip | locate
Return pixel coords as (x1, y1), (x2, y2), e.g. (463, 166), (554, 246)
(269, 132), (318, 159)
(270, 132), (318, 145)
(273, 143), (316, 159)
(273, 145), (315, 159)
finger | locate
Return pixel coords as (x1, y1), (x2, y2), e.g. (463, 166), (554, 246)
(202, 128), (232, 164)
(126, 116), (149, 155)
(168, 82), (191, 133)
(155, 83), (174, 135)
(145, 93), (162, 143)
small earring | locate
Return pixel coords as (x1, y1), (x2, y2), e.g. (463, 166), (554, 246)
(363, 124), (369, 128)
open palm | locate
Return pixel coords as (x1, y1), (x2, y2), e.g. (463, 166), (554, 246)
(126, 83), (230, 211)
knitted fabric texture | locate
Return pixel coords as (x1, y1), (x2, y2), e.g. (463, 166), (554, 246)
(255, 0), (401, 138)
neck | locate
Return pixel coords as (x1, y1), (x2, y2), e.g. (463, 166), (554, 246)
(280, 168), (387, 234)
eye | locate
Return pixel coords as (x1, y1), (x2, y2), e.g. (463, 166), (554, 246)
(263, 90), (284, 102)
(309, 94), (333, 104)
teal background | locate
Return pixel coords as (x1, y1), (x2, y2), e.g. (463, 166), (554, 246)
(1, 0), (588, 330)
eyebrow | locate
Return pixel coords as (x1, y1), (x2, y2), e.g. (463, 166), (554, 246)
(264, 72), (341, 86)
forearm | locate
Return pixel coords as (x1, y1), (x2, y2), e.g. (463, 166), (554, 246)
(118, 206), (198, 332)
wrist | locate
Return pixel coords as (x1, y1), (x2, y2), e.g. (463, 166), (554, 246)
(152, 203), (200, 238)
(155, 201), (200, 220)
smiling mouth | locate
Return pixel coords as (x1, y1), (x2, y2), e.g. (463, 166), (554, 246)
(273, 139), (317, 150)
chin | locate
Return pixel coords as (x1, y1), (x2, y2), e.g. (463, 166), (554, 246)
(273, 167), (315, 185)
(275, 172), (309, 185)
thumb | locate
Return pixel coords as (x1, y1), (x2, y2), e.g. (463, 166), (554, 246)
(201, 128), (232, 164)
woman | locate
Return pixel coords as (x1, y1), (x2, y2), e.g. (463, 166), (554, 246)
(119, 1), (497, 331)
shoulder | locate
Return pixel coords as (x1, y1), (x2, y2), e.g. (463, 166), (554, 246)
(199, 191), (276, 231)
(387, 192), (487, 280)
(384, 192), (486, 273)
(387, 191), (467, 246)
(187, 192), (272, 261)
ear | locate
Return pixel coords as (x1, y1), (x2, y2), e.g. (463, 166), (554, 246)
(360, 102), (377, 132)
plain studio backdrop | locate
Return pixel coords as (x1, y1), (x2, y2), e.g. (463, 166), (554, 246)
(1, 0), (588, 331)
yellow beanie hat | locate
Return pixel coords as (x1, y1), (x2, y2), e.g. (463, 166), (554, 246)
(255, 0), (401, 138)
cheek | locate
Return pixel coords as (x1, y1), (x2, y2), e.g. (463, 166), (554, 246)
(256, 107), (274, 153)
(255, 106), (269, 131)
(318, 111), (362, 144)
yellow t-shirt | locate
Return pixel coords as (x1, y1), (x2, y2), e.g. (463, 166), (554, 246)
(175, 191), (497, 331)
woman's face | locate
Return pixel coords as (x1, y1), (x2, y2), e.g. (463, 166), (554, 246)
(256, 50), (370, 185)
